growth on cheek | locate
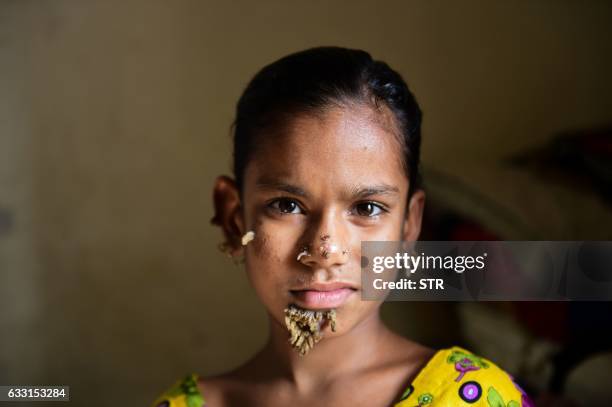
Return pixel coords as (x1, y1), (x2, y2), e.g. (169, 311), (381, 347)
(241, 230), (255, 246)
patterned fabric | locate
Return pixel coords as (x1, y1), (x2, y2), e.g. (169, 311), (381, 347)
(395, 347), (534, 406)
(152, 373), (204, 407)
(151, 346), (533, 407)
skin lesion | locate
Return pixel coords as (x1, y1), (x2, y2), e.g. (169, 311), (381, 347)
(284, 305), (337, 356)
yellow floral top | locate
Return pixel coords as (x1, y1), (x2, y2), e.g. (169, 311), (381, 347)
(151, 346), (533, 407)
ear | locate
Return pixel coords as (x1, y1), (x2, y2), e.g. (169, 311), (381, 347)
(211, 176), (246, 255)
(402, 189), (425, 241)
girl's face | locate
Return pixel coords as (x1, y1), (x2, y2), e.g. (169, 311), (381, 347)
(231, 105), (424, 336)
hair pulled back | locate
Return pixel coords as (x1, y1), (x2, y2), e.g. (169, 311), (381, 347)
(233, 46), (423, 197)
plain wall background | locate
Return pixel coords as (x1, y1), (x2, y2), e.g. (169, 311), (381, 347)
(1, 1), (611, 405)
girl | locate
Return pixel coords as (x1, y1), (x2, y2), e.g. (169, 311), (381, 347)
(152, 47), (531, 407)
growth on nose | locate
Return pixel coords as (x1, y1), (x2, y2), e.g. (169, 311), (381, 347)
(296, 233), (350, 266)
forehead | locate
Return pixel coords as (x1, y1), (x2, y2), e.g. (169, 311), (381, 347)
(245, 105), (409, 196)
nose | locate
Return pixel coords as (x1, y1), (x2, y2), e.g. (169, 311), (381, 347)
(297, 213), (350, 269)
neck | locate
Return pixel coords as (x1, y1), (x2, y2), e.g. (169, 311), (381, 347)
(257, 310), (390, 392)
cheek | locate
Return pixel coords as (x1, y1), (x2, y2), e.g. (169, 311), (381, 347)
(246, 211), (306, 265)
(352, 215), (405, 243)
(244, 225), (295, 301)
(248, 221), (294, 266)
(386, 210), (408, 240)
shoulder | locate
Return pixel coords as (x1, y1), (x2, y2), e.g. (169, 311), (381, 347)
(381, 332), (436, 372)
(396, 346), (533, 406)
(150, 374), (206, 407)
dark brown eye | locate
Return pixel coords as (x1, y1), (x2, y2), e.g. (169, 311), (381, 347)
(354, 202), (384, 217)
(269, 198), (302, 214)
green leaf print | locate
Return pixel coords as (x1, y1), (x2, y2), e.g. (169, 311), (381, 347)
(186, 394), (205, 407)
(487, 387), (519, 407)
(181, 374), (205, 407)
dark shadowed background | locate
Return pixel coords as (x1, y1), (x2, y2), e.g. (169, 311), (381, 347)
(1, 1), (611, 406)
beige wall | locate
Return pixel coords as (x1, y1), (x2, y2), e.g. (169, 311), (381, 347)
(1, 1), (611, 405)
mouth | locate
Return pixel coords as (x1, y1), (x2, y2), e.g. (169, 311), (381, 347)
(290, 282), (358, 309)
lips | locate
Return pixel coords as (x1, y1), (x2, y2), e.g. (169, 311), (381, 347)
(290, 282), (358, 309)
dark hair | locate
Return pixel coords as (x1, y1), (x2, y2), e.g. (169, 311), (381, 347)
(233, 46), (423, 198)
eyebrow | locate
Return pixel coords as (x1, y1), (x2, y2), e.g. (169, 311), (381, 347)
(256, 177), (399, 200)
(256, 178), (310, 198)
(349, 184), (400, 200)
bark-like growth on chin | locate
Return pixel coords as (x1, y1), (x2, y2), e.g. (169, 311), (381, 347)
(284, 305), (337, 356)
